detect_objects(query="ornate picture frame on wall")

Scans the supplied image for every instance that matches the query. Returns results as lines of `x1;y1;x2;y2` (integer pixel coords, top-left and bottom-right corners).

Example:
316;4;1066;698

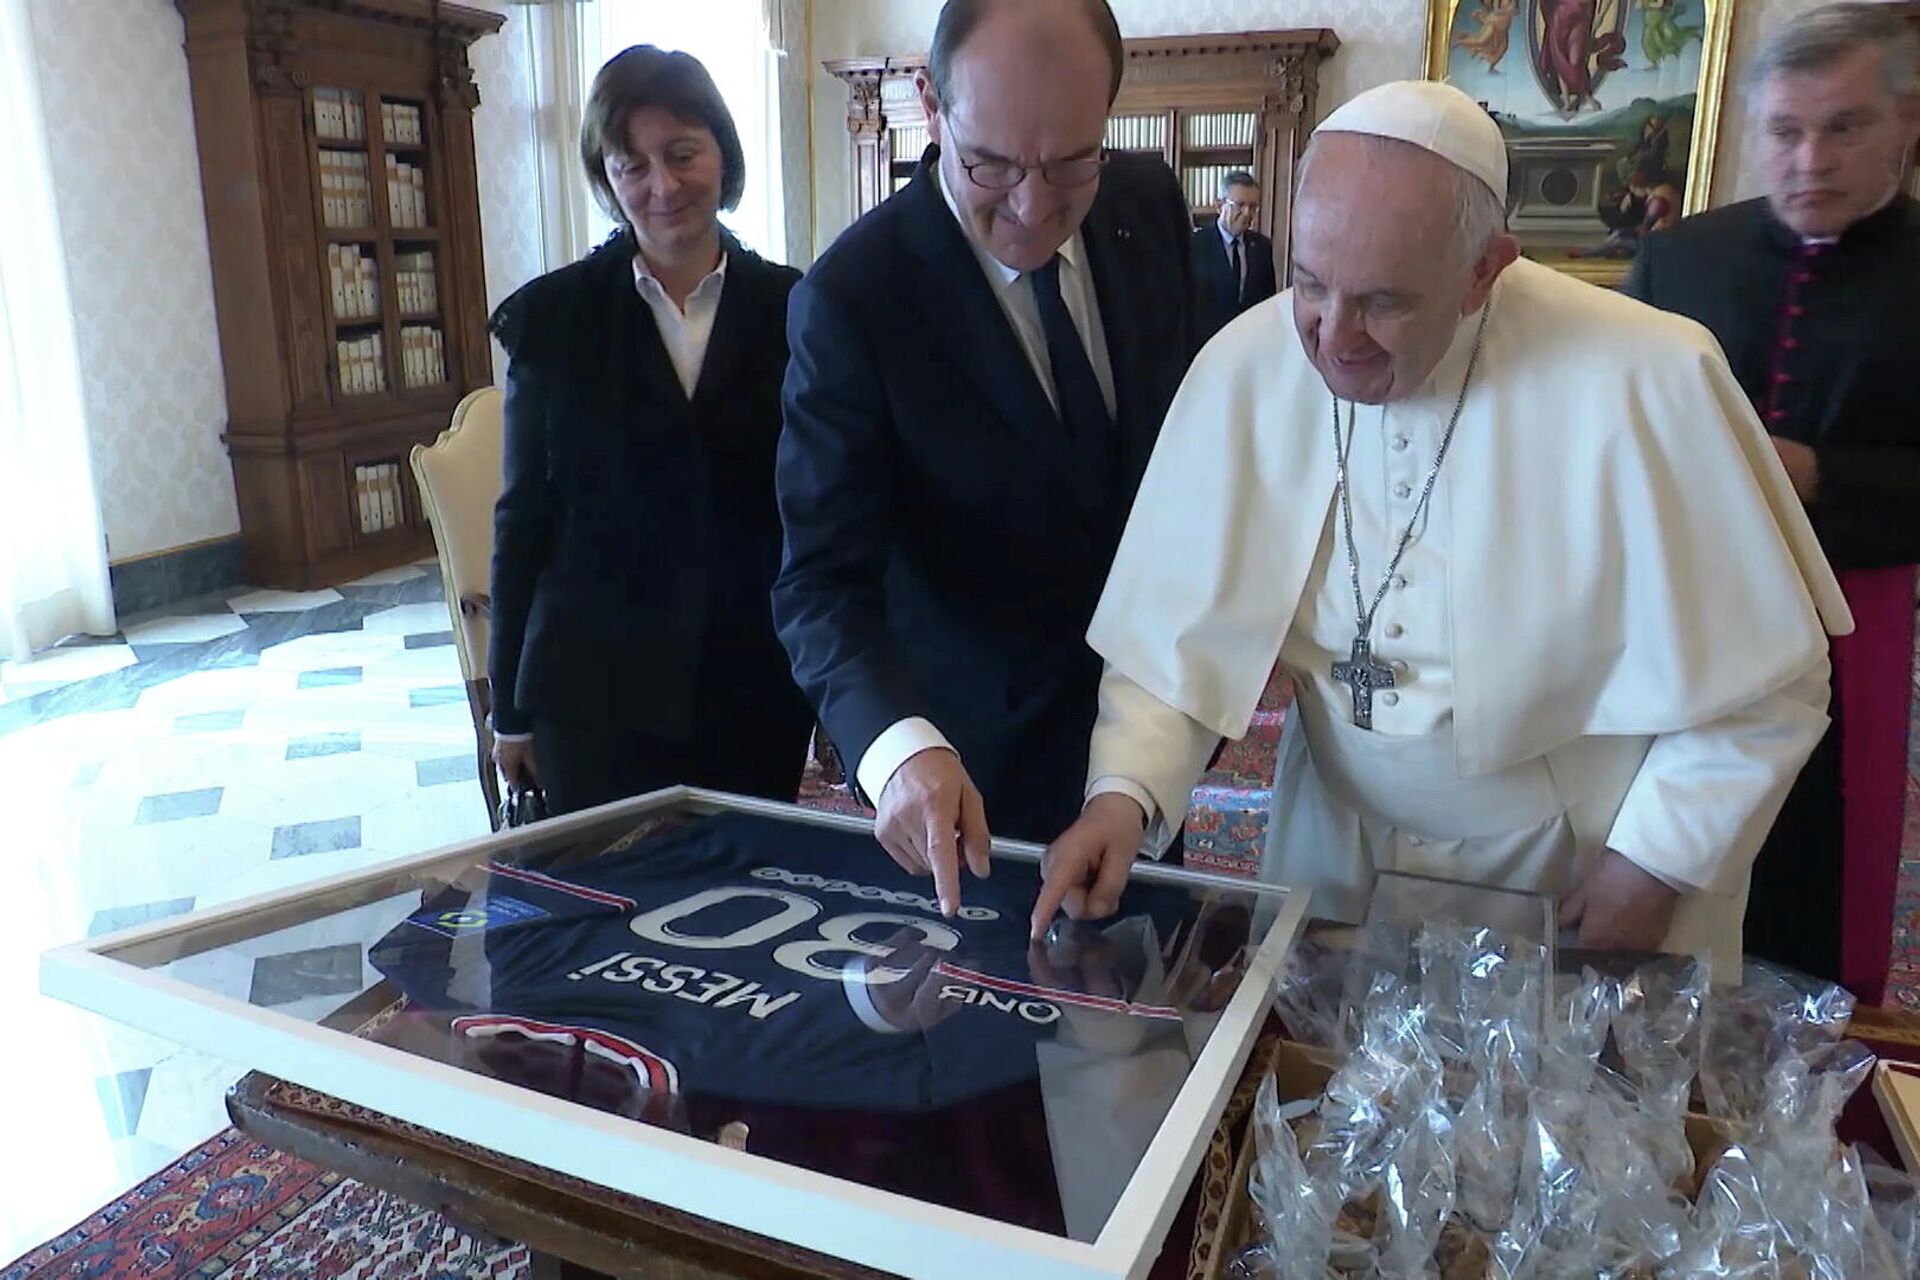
1423;0;1733;284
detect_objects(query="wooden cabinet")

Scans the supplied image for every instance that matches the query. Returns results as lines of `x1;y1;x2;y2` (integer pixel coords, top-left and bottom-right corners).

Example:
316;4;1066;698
826;30;1338;270
177;0;502;589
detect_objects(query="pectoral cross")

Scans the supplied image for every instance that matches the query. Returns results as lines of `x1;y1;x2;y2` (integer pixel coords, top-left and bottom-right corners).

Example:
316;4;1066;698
1331;636;1395;730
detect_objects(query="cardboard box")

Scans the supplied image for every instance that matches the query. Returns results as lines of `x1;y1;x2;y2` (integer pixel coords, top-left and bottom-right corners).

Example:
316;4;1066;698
1198;1040;1737;1278
1873;1059;1920;1172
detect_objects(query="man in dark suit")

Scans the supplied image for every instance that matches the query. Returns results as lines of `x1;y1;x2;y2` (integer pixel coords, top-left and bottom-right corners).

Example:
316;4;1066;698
1621;2;1920;1000
1191;169;1277;344
773;0;1196;914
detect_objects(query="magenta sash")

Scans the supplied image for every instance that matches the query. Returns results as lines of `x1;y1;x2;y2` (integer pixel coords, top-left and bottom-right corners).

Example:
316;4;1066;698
1836;565;1918;1005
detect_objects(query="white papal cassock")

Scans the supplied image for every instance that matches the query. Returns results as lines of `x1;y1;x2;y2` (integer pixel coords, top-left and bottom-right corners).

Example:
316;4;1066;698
1084;257;1853;976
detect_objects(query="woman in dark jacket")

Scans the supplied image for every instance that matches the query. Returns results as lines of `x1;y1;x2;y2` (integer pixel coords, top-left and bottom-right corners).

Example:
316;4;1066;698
487;45;812;814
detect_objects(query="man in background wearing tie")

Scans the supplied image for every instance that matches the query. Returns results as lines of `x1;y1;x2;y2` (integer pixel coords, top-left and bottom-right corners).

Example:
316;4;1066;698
774;0;1196;915
1192;170;1277;345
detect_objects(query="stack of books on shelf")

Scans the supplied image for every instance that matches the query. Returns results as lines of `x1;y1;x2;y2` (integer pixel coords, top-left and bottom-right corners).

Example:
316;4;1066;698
1183;164;1238;211
381;101;424;146
327;244;379;322
312;88;365;143
354;463;405;534
1105;115;1167;152
386;156;429;228
400;325;447;388
1184;112;1257;149
321;151;372;227
889;124;929;163
338;333;387;396
395;251;438;315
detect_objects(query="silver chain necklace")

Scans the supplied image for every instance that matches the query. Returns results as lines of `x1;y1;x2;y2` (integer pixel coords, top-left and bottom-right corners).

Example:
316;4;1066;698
1329;298;1494;729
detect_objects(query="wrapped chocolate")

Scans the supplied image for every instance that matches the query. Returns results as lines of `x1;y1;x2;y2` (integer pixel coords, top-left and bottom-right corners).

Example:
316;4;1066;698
1236;1074;1337;1280
1676;1030;1896;1279
1865;1155;1920;1278
1307;973;1443;1204
1243;919;1920;1280
1699;963;1856;1128
1672;1142;1789;1278
1275;931;1362;1055
1540;966;1612;1096
1375;1100;1458;1278
1609;954;1709;1120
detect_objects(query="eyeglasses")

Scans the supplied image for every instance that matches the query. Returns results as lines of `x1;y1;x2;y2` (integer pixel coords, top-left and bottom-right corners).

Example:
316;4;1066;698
947;123;1108;190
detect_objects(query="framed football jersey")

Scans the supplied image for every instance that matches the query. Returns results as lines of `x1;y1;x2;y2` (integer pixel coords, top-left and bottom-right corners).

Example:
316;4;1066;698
41;790;1308;1280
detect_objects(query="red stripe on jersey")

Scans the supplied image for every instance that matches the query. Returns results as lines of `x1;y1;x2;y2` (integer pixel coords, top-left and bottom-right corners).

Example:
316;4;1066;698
932;961;1182;1021
453;1013;680;1093
487;863;637;911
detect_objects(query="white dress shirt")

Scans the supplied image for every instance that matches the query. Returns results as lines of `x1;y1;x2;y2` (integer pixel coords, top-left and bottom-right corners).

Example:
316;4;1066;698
854;164;1117;806
634;250;729;398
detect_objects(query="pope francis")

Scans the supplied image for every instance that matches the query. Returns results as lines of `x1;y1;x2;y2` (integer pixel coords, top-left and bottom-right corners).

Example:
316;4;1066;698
1031;81;1852;974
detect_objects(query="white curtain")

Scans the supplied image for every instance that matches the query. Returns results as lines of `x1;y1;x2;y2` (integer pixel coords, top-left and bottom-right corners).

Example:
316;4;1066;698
528;0;787;265
527;0;600;269
0;0;113;661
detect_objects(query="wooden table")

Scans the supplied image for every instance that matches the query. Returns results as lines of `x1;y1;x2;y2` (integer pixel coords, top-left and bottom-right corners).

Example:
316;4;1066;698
227;1070;892;1280
225;1034;1264;1280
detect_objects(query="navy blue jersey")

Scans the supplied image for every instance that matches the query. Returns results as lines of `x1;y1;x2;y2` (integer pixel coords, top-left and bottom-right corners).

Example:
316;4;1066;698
369;812;1201;1116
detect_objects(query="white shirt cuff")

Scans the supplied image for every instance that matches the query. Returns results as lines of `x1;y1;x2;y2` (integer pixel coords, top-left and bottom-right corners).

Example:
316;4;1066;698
486;715;532;743
856;717;954;804
1085;777;1176;861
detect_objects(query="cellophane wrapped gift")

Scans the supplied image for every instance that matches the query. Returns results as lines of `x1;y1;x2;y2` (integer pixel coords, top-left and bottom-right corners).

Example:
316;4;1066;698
1244;922;1920;1279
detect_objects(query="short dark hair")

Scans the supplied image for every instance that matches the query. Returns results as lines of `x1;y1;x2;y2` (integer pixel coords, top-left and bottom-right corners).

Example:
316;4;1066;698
580;45;746;225
927;0;1125;109
1220;169;1259;198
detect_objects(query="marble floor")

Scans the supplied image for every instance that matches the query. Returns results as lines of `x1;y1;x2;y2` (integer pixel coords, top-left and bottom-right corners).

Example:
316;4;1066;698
5;555;1917;1267
0;561;494;1266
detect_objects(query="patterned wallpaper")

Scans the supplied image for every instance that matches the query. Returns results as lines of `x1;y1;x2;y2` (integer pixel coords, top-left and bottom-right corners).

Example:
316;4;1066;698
468;0;545;381
23;0;544;562
776;0;816;265
27;0;237;562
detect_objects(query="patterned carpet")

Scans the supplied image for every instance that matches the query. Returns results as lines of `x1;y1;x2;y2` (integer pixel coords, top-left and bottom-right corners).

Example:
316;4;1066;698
1885;642;1920;1010
8;655;1918;1278
0;1127;526;1280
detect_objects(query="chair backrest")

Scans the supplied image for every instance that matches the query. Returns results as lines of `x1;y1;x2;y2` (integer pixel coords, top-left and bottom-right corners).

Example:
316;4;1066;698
411;386;504;685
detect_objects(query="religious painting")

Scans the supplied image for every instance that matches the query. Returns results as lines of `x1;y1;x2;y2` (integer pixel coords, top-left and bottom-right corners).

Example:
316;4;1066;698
1424;0;1733;284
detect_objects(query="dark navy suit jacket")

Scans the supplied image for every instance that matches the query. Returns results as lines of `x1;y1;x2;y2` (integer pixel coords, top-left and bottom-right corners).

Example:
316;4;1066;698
773;148;1197;840
488;228;812;788
1191;220;1277;345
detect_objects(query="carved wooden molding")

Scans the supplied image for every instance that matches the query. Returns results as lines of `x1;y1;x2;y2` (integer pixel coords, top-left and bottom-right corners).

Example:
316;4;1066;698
436;37;482;113
841;71;885;137
827;31;1337;98
247;0;502;42
1121;31;1340;63
244;4;302;94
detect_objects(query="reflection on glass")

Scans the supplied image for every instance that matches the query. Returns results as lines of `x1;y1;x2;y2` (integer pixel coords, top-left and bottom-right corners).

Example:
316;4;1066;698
107;802;1278;1243
1366;869;1556;949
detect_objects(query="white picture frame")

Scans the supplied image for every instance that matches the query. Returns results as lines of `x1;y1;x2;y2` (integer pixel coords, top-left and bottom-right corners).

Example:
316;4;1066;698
41;788;1308;1280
